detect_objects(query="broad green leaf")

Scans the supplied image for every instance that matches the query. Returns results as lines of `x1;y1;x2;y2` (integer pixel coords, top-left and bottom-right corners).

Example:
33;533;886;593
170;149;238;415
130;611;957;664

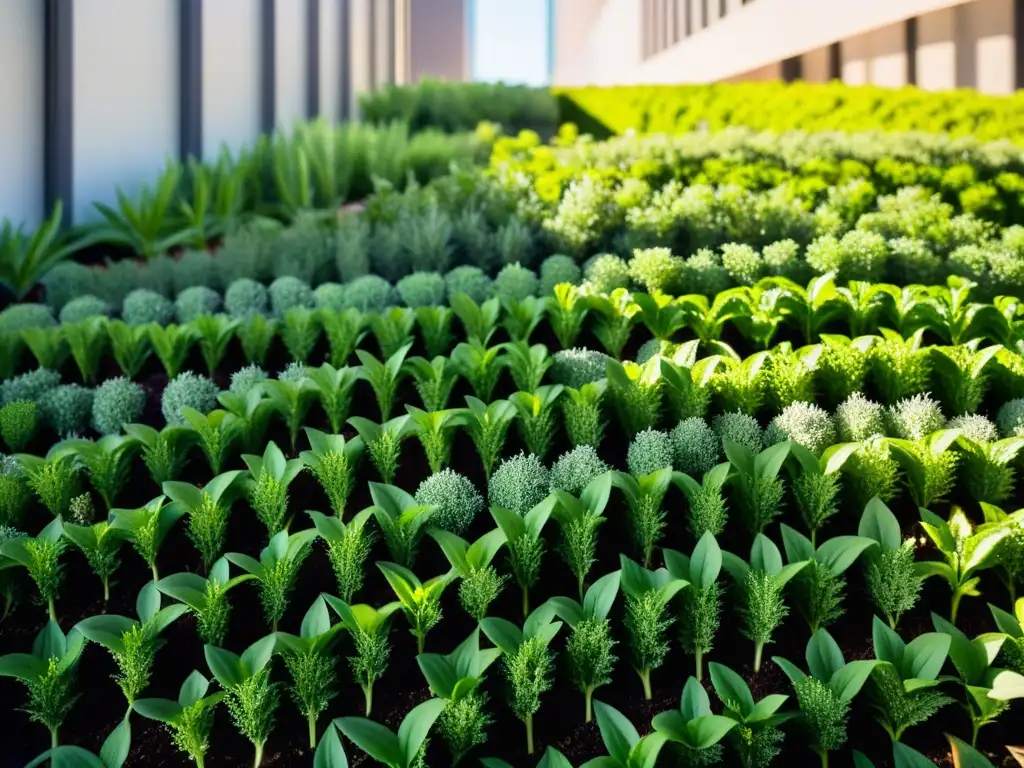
687;715;737;750
947;734;998;768
829;660;879;702
75;615;136;655
335;716;402;766
204;645;245;689
708;662;754;716
480;617;523;655
988;669;1024;700
892;742;935;768
314;724;349;768
99;718;131;768
397;698;446;766
178;670;210;707
858;498;902;551
902;633;950;682
815;536;877;576
690;532;722;590
807;629;845;682
240;634;276;674
132;698;183;723
593;700;639;764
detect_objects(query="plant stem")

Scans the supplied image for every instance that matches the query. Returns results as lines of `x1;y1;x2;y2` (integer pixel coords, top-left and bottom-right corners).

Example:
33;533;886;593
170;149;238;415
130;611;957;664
754;642;763;674
522;585;529;618
696;650;703;682
526;714;535;755
50;727;58;749
253;741;264;768
103;577;110;603
363;684;373;716
971;718;980;747
417;630;425;655
578;575;585;603
820;749;829;768
151;562;159;583
951;590;962;626
585;687;593;723
641;668;652;700
308;713;317;748
47;598;56;622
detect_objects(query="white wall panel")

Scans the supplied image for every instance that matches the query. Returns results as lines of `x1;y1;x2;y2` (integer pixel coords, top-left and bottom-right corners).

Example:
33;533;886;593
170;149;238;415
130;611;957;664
917;6;957;90
73;0;178;224
320;0;344;121
202;0;262;159
276;0;308;127
802;46;831;81
349;0;372;115
0;0;44;225
868;22;907;86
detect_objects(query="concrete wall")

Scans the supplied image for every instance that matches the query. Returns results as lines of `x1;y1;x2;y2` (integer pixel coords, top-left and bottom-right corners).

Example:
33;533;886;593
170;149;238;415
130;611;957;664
917;6;958;89
409;0;469;81
319;0;345;121
202;0;262;159
274;0;309;127
0;0;44;226
801;45;832;82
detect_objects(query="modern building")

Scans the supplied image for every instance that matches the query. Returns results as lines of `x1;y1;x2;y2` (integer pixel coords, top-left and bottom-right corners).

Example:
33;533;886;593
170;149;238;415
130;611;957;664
551;0;1024;95
0;0;470;228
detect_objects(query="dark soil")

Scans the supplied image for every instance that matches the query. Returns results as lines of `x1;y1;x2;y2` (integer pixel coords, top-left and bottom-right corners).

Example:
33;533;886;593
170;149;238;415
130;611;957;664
1;321;1021;767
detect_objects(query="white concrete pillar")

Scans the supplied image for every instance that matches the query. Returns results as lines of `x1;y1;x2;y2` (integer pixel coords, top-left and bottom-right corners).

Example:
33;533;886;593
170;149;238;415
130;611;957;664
841;32;870;85
802;46;831;82
868;21;907;86
917;6;957;90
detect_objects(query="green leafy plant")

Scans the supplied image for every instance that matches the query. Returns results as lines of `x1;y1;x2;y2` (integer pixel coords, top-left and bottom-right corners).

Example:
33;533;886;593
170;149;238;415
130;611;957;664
320;307;366;367
368;481;434;567
76;582;188;712
482;604;563;755
300;428;364;518
858;498;923;629
0;400;37;453
148;323;198;379
786;442;858;544
0;202;82;299
562;380;607;449
62;436;138;510
722;534;809;672
63;317;107;385
237;313;278;366
307;362;358;433
452;339;505;401
21;326;68;371
504;342;551;393
369;307;415;360
406;355;458;412
491;495;557;616
502;295;546;342
124;423;195;486
664;532;723;681
588;288;640;359
551;472;613;598
612;467;672;567
772;628;880;767
133;670;225;768
162;471;244;572
887;428;961;508
709;661;793;768
511;385;564;459
62;514;126;603
956;433;1024;504
19;451;80;518
356;343;411;420
415;305;454;358
226;528;315;631
333;697;446;768
322;594;400;716
931;341;1001;415
989;599;1024;674
978;502;1024;603
157;557;254;645
308;507;375;602
586;699;668;768
204;634;280;767
606;357;662;438
109;495;185;582
265;375;318;452
0;517;65;620
463;396;516;479
242;441;304;536
193;314;239;375
430;527;507;622
23;720;130;768
672;461;731;538
547;570;620;722
378;560;452;654
0;620;84;749
348;415;413;484
450;291;501;344
281;307;322;363
724;438;790;535
548;283;589;348
710;351;768;415
406;406;466;473
651;676;738;767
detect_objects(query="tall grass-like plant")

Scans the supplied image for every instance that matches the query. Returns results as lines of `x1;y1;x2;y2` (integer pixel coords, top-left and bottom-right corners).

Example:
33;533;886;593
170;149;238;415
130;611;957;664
405;406;466;473
106;320;153;378
452;339;505;401
348;415;414;484
19;452;81;518
588;288;640;360
265;376;318;452
124;423;196;486
415;305;454;358
242;441;304;536
562;380;608;449
300;428;364;517
724;439;790;535
0;201;82;299
21;326;68;371
308;509;375;602
306;363;358;433
551;472;613;598
956;434;1024;504
858;498;923;629
322;594;400;716
664;532;723;681
63;515;126;604
368;482;434;567
548;283;589;349
450;292;500;344
612;468;673;567
463;397;516;479
0;517;65;620
369;308;416;360
148;324;198;379
405;355;458;412
218;387;275;454
193;314;239;375
162;471;244;573
110;495;186;582
180;407;240;475
320;307;366;367
503;342;551;393
63;317;107;385
606;358;662;439
237;314;278;366
157;557;254;645
61;436;138;510
491;496;557;617
431;528;508;622
281;307;322;363
226;529;316;631
511;386;564;460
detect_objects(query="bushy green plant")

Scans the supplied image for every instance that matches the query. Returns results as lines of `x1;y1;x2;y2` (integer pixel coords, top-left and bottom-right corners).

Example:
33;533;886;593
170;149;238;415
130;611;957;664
871;330;931;405
494;262;539;301
59;295;112;324
269;275;315;316
0;400;37;452
175;286;221;323
445;265;492;303
341;274;395;312
584;252;631;293
489;453;550;518
122;289;175;326
548;445;609;495
997;398;1024;437
712;411;763;454
230;364;267;395
884;393;946;440
227;529;316;631
550;347;610;389
539;254;581;295
765;402;836;456
91;377;145;436
396;271;445;307
133;670;225;767
0;367;61;407
224;278;269;318
0;455;30;527
0;303;55;332
431;527;507;622
163;470;244;572
709;662;790;768
835;392;885;442
948;414;997;443
858;498;922;629
669;417;720;476
665;532;723;681
628;247;685;293
38;384;94;437
415;469;483;535
161;372;219;426
0;517;66;620
626;428;673;477
607;357;662;438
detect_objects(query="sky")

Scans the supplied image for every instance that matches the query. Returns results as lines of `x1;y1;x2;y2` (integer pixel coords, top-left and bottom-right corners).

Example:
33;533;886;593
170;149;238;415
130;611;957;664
470;0;550;86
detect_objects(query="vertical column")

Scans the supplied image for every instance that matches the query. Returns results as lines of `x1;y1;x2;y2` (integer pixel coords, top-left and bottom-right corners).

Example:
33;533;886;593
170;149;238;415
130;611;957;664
367;0;376;89
1016;0;1024;87
45;0;73;224
339;0;350;118
307;0;320;117
180;0;203;160
829;41;841;79
906;17;918;85
261;0;276;133
781;56;802;82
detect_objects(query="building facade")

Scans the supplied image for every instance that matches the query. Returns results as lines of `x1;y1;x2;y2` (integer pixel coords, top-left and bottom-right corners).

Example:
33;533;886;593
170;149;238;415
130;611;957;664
551;0;1024;95
0;0;469;228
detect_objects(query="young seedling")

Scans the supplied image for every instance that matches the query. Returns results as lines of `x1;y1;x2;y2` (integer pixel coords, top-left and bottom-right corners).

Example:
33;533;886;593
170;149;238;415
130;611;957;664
193;314;239;374
548;283;589;349
772;628;880;767
887;428;961;509
369;308;415;360
587;699;668;768
452;338;506;401
348;415;414;484
988;599;1024;674
786;442;858;544
917;505;1012;625
356;342;411;420
547;569;621;722
956;433;1024;504
308;509;375;602
611;467;672;568
109;495;184;582
710;351;768;415
157;556;255;645
978;502;1024;604
724;438;790;535
482;604;563;755
780;524;877;633
562;380;608;449
502;295;547;342
24;719;131;768
319;307;366;367
0;517;65;620
265;375;318;451
333;697;447;768
204;634;280;767
450;291;501;345
672;462;731;538
18;451;80;518
217;386;275;454
106;320;152;378
405;405;467;473
491;495;558;616
931;612;1024;745
721;534;809;672
63;317;107;384
463;396;517;479
300;427;364;518
709;662;794;768
237;314;278;367
606;357;662;438
660;350;713;422
180;407;241;475
226;528;316;631
274;597;347;748
481;746;575;768
124;423;196;486
369;482;434;567
306;362;358;433
405;355;459;412
551;471;613;598
163;470;244;573
148;323;198;378
417;627;501;763
664;532;723;681
0;620;84;749
76;582;188;713
503;341;552;393
242;440;305;536
322;594;400;716
133;670;225;768
620;554;689;700
379;561;453;654
651;677;738;766
415;305;454;358
868;615;953;742
63;513;126;603
281;307;321;364
430;527;508;622
588;288;640;360
858;498;923;629
511;385;564;460
61;436;139;510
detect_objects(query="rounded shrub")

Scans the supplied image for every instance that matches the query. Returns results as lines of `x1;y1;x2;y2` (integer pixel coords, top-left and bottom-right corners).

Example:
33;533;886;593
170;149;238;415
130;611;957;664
488;452;550;517
627;428;673;477
948;414;999;443
670;417;720;476
161;372;219;426
885;393;946;440
122;289;175;326
314;282;347;311
341;275;395;312
628;247;684;294
0;304;56;333
0;401;37;453
224;278;269;318
835;393;886;442
493;263;539;301
549;445;609;495
550;348;611;389
38;384;94;437
997;398;1024;437
765;402;837;456
269;276;315;317
712;411;764;454
445;265;493;303
397;271;446;308
230;364;267;396
415;469;483;534
539;254;581;295
584;253;630;294
92;377;146;435
0;368;62;407
175;286;221;323
683;249;731;295
59;296;112;324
